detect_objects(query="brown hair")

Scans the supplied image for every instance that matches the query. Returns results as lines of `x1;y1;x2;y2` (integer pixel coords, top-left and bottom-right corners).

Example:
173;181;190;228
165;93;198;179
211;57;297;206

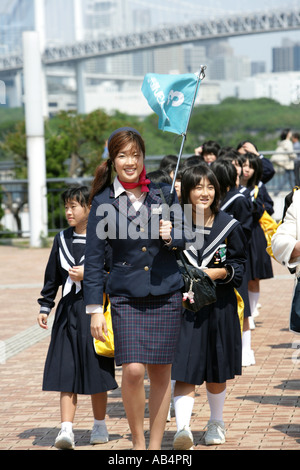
89;129;145;204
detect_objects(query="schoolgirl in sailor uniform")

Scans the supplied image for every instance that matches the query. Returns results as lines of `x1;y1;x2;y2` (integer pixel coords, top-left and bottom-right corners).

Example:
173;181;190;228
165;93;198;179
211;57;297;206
83;128;185;451
171;164;247;450
211;158;255;367
240;152;274;325
37;186;117;450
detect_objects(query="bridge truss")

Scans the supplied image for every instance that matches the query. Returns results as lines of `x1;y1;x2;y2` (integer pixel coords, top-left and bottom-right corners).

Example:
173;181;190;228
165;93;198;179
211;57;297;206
0;8;300;73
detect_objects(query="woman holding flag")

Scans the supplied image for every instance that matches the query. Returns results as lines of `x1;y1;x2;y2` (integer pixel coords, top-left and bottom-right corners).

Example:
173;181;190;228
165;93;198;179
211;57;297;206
83;127;185;450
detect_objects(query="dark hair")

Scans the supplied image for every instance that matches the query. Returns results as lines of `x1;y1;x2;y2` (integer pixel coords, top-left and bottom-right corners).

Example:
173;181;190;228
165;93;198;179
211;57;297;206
146;169;172;185
218;147;240;161
211;159;237;198
62;185;90;207
163;162;183;181
181;163;220;214
201;140;220;157
159;154;178;170
236;152;246;168
243;152;263;187
236;140;258;152
89;129;145;204
181;155;204;170
280;128;291;140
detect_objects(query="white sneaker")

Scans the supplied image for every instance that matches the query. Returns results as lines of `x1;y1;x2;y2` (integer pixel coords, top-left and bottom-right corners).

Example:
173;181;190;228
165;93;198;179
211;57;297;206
242;349;256;367
173;426;194;450
90;423;109;444
54;429;75;450
204;420;226;445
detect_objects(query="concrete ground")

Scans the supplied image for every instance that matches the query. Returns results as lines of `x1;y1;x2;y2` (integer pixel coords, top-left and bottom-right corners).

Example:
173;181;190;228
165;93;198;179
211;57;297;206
0;243;299;453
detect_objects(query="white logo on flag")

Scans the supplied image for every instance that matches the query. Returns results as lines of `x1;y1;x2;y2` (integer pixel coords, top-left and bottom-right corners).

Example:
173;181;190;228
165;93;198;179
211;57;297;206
167;90;184;107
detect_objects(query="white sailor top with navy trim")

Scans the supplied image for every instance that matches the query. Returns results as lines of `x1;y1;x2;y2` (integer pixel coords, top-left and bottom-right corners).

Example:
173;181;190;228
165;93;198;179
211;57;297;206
38;227;86;315
182;210;247;289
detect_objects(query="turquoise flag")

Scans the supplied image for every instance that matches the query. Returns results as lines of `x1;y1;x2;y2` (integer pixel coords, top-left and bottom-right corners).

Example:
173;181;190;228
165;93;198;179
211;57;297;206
141;72;201;135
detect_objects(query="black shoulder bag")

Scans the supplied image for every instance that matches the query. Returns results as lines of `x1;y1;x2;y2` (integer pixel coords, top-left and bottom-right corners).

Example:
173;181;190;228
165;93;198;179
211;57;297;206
155;183;216;312
177;251;217;312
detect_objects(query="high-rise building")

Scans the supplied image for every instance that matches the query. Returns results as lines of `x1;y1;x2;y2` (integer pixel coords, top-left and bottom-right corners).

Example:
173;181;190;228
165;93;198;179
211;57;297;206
0;0;35;54
272;40;300;73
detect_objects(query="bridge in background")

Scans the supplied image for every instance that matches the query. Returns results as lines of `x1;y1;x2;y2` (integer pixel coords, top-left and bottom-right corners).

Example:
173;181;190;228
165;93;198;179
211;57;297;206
0;8;300;73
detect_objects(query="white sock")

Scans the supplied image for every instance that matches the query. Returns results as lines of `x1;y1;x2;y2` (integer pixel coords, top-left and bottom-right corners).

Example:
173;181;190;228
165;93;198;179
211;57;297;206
174;395;194;431
248;291;259;316
94;418;106;427
61;421;73;433
206;388;226;423
242;329;251;353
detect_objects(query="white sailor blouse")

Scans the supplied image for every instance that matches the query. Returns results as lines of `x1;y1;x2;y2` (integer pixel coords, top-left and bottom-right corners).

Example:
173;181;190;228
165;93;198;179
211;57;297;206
38;227;85;315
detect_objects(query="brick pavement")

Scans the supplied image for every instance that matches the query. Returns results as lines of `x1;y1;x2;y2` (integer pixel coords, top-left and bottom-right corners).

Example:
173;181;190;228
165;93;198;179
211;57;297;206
0;244;300;452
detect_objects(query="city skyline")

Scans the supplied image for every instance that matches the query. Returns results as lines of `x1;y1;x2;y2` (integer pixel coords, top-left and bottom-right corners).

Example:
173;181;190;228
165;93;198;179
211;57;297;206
135;0;300;72
0;0;299;73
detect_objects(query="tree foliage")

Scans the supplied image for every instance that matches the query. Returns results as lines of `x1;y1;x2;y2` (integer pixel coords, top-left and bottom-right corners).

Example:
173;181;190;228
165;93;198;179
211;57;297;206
0;98;300;179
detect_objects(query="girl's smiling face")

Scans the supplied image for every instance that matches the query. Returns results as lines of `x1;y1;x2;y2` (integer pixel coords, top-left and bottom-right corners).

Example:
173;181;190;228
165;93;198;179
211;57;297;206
65;199;89;231
189;177;215;214
114;142;144;183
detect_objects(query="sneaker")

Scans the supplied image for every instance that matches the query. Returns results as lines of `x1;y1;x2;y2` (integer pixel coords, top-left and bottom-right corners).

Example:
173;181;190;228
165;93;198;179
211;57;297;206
54;429;75;450
90;423;109;445
173;426;194;450
204;420;226;445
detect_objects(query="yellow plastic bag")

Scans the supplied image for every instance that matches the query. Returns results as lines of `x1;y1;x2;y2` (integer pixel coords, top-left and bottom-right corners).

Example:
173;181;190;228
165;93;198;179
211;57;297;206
234;288;244;337
254;185;279;259
259;210;279;247
93;293;114;358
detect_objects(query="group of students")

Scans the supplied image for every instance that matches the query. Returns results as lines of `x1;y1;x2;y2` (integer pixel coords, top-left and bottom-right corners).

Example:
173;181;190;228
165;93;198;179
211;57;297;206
37;127;275;451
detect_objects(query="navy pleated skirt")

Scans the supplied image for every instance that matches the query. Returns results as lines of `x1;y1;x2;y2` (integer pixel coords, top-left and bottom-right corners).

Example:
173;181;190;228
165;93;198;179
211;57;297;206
110;291;182;366
171;285;242;385
247;222;273;281
42;289;118;395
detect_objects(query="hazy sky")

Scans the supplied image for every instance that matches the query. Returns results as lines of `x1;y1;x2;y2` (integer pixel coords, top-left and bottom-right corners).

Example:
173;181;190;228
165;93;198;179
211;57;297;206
135;0;300;72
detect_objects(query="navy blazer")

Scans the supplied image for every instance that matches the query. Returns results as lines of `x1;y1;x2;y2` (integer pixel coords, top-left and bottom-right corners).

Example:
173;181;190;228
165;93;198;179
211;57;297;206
83;182;185;305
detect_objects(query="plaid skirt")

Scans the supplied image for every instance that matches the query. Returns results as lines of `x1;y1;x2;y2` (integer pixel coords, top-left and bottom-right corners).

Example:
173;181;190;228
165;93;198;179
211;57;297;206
110;291;182;366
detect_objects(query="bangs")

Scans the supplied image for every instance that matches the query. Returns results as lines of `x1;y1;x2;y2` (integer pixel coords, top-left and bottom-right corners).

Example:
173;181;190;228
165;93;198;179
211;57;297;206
108;130;145;160
181;164;220;213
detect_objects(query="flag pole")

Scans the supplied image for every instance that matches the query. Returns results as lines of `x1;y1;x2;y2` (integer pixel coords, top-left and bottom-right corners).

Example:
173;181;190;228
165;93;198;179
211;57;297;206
170;65;206;197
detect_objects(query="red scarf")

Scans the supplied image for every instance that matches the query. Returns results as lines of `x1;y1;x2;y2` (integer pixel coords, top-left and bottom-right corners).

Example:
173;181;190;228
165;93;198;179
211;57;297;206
118;166;151;193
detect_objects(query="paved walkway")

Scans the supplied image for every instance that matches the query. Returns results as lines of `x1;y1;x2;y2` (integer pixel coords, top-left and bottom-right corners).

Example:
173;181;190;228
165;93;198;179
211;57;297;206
0;243;299;452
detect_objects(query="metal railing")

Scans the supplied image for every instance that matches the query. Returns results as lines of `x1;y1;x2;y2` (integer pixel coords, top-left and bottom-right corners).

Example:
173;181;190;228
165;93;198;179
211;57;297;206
0;154;299;238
